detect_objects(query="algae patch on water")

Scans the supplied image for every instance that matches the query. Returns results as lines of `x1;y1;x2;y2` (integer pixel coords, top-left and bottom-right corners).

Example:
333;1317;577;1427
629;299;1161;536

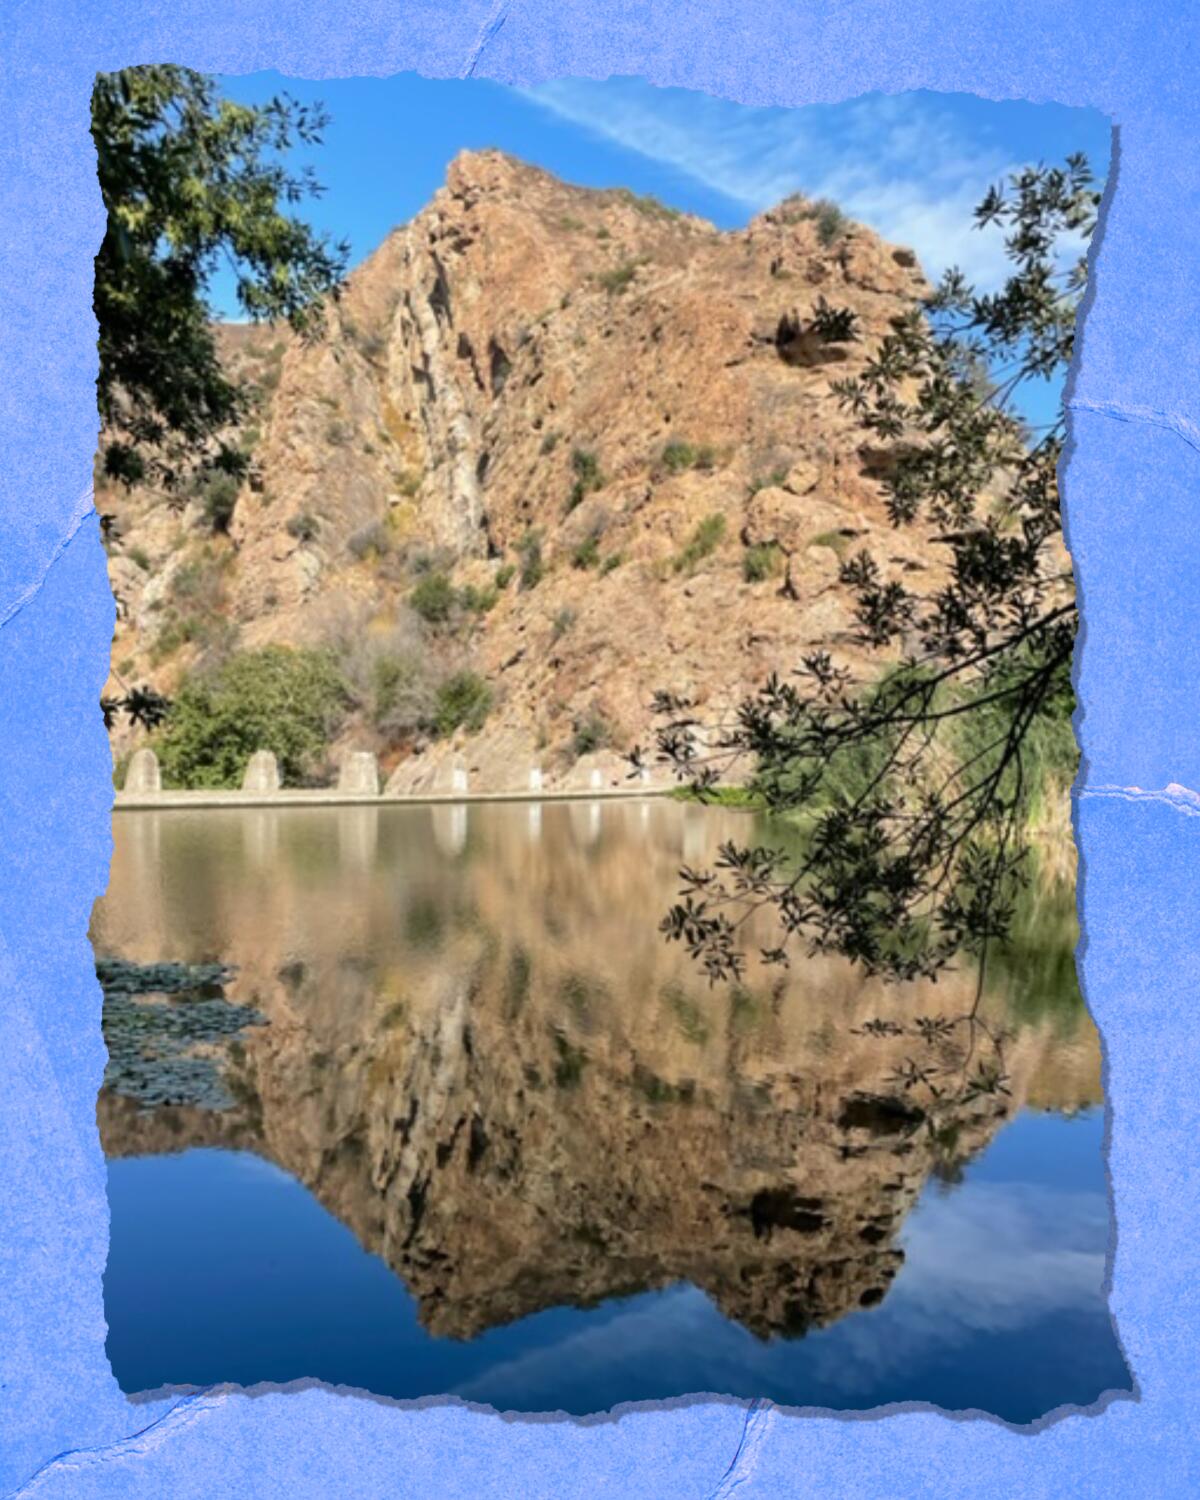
97;958;266;1110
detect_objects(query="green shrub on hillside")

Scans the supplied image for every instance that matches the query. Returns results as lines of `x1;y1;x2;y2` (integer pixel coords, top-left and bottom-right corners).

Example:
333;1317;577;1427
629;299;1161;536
597;261;639;295
743;543;784;583
149;547;235;664
661;440;716;474
458;581;500;614
286;511;320;543
410;571;457;624
196;471;239;533
551;606;577;642
777;196;849;246
566;448;604;512
673;513;727;573
433;671;492;738
148;609;237;668
170;548;228;607
347;521;392;562
748;467;788;496
517;529;545;590
324;611;439;744
571;708;612;757
810;199;848;246
394;469;422;499
808;529;852;558
154;646;349;788
370;650;440;740
615;189;681;222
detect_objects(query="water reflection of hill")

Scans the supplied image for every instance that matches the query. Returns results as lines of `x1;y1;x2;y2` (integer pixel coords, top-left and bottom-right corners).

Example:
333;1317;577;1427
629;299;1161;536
93;803;1100;1342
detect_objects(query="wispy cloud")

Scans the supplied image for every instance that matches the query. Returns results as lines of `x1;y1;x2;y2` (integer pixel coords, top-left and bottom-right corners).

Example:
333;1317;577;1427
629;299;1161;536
522;81;1022;288
446;1177;1112;1412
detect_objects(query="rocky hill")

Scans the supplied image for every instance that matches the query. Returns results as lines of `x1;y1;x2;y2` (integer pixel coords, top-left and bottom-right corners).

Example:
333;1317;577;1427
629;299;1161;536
102;148;946;791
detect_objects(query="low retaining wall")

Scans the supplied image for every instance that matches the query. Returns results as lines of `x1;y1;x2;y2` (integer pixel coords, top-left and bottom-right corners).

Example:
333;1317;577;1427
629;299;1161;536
115;748;672;810
113;785;673;811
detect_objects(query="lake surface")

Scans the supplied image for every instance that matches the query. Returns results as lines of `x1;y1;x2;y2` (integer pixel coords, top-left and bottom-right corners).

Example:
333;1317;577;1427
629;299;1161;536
92;801;1129;1420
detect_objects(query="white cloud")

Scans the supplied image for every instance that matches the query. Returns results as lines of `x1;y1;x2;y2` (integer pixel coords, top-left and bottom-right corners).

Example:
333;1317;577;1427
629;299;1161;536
445;1178;1112;1413
521;81;1024;289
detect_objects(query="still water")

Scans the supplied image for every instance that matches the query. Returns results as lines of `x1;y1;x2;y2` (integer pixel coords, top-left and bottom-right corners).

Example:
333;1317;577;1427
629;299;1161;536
92;800;1129;1420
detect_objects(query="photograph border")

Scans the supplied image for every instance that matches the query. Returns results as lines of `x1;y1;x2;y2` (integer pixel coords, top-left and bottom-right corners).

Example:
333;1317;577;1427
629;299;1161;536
2;2;1197;1493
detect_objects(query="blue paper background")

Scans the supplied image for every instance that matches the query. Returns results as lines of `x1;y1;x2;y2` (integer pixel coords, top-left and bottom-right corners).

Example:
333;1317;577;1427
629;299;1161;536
2;2;1197;1493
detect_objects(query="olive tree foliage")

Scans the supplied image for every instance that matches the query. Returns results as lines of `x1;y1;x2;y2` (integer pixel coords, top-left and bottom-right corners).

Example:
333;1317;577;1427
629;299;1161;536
94;66;346;731
93;65;346;491
637;157;1101;1022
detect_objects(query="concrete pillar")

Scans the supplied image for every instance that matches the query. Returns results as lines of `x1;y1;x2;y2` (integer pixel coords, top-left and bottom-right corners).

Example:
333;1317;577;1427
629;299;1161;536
241;749;280;794
338;750;380;796
123;747;161;795
433;757;469;796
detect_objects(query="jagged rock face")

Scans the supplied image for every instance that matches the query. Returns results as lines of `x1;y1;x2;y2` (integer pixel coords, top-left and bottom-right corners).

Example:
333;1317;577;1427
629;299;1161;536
103;149;949;786
94;802;1101;1342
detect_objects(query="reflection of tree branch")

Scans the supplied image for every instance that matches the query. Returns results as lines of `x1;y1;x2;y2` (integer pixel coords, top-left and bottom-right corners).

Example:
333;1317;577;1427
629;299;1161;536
645;157;1096;993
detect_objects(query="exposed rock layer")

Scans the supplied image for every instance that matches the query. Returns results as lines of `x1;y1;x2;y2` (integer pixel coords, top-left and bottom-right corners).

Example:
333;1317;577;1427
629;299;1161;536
102;150;949;788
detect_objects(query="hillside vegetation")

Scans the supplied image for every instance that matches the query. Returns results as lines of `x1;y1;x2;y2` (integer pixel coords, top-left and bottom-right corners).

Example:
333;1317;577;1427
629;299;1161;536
102;150;981;792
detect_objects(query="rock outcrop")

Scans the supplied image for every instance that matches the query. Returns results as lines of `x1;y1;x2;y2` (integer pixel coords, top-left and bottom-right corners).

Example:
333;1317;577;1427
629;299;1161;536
102;150;951;788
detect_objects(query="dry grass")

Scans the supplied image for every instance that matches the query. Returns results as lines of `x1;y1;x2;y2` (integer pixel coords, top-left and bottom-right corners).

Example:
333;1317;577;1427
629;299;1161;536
1028;779;1078;888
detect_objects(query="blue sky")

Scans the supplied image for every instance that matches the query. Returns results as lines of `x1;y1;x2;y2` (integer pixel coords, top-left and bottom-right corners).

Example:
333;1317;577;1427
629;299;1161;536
215;74;1110;299
213;75;1110;424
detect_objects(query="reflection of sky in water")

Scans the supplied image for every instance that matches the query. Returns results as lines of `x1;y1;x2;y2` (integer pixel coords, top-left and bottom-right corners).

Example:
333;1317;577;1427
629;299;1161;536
97;803;1126;1419
105;1110;1125;1420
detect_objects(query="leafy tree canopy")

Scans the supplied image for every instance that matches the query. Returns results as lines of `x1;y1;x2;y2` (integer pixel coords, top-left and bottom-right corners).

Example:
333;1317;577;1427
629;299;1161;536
640;155;1101;997
152;646;350;789
92;65;347;490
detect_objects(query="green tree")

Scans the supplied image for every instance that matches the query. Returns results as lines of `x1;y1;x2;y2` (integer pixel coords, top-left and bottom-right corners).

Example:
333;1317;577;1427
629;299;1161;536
92;65;346;490
409;572;458;625
642;156;1100;992
433;671;493;738
153;646;350;788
